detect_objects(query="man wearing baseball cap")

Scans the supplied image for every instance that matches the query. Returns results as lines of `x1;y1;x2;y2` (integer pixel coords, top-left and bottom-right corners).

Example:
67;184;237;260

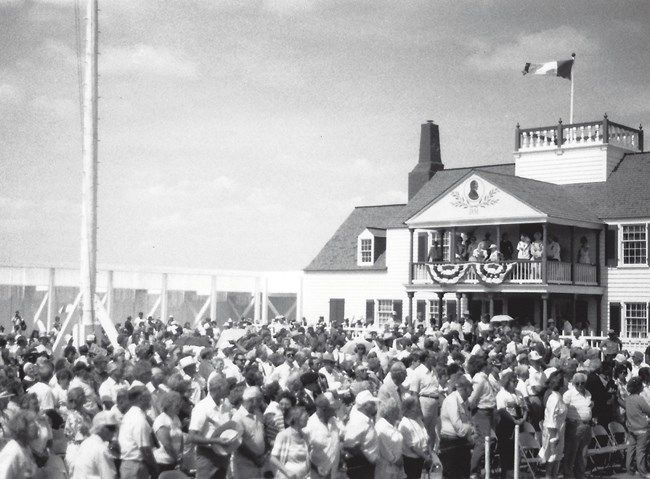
72;411;119;479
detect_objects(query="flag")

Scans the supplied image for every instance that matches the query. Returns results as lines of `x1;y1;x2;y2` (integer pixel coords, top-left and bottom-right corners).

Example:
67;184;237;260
522;59;574;80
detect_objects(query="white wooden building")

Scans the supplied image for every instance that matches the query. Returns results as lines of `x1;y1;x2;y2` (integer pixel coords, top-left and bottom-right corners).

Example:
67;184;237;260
303;117;649;340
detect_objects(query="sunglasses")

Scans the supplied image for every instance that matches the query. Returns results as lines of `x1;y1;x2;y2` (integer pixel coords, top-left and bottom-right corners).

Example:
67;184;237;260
574;382;586;386
105;425;117;432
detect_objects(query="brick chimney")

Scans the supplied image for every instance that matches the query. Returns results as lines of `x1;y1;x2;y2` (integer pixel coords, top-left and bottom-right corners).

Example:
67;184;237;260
408;120;444;200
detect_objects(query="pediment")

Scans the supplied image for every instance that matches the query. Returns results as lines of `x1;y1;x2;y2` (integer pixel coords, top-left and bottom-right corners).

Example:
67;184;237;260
405;173;546;227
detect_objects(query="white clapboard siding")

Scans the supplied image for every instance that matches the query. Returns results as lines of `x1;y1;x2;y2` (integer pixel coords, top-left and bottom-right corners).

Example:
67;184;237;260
606;267;650;301
515;146;615;184
302;229;412;321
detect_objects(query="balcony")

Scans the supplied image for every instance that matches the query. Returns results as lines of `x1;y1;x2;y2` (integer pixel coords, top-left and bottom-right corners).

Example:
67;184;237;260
411;260;598;286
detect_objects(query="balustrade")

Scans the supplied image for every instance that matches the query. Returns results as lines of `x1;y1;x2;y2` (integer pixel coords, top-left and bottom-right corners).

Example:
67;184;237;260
516;118;642;152
411;260;597;286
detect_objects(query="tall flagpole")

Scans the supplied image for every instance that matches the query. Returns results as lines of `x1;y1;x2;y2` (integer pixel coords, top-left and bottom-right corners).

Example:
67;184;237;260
80;0;98;345
570;52;576;123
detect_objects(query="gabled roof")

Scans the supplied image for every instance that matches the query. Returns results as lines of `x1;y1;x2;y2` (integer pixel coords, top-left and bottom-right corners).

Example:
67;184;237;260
399;163;515;223
474;170;601;224
304;204;406;271
566;152;650;220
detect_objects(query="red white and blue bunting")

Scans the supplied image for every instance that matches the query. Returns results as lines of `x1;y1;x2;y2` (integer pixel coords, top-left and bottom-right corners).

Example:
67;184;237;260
427;263;470;284
474;262;514;284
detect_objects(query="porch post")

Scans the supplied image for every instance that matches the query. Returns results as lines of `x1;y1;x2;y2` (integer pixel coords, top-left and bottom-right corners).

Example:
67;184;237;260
597;226;604;284
572;294;578;328
488;294;495;317
450;227;457;263
542;223;548;283
407;291;415;328
542;294;549;330
437;292;444;327
456;292;462;320
503;296;508;315
409;229;414;284
496;225;501;254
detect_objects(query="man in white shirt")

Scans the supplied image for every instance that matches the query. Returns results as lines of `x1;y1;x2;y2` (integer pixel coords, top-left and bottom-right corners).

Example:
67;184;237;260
269;348;298;390
27;362;56;411
468;356;497;478
188;374;236;479
304;392;341;479
562;373;593;479
571;328;589;349
439;376;474;478
409;351;440;442
72;411;118;479
343;390;379;479
232;387;266;478
98;362;129;410
118;386;157;478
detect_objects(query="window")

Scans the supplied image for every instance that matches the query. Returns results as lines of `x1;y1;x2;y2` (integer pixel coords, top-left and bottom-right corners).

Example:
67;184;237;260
624;303;648;338
360;239;372;263
377;300;394;325
622;224;647;265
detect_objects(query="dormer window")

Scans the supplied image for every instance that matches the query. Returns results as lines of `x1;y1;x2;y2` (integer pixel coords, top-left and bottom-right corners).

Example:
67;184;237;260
357;228;387;266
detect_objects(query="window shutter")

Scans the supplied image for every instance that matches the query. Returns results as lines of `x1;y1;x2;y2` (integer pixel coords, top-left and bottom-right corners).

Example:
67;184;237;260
417;233;428;262
446;300;457;320
647;224;650;267
393;300;403;321
609;302;621;334
605;226;618;267
365;300;375;322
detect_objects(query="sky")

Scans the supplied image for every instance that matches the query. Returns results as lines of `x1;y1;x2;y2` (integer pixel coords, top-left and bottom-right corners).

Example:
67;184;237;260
1;0;649;272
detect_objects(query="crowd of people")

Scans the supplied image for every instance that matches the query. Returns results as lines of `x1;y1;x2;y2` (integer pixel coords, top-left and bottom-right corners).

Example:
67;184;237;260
0;309;647;479
428;231;591;265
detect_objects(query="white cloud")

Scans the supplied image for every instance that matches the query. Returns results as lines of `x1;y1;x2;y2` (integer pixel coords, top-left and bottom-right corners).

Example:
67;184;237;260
465;26;595;73
0;82;23;104
101;44;198;79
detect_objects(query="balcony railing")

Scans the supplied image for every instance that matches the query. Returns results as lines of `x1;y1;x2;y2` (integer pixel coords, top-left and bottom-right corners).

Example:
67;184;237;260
515;116;643;153
411;260;598;286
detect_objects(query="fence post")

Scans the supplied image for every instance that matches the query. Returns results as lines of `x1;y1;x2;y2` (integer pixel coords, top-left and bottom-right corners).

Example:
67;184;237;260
485;435;491;479
514;424;520;479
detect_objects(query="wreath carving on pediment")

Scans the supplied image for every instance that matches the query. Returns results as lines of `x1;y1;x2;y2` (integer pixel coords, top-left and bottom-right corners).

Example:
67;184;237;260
451;186;500;210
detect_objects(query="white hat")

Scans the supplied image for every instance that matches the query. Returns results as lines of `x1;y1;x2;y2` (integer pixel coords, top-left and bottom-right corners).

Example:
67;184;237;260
179;356;196;369
92;411;118;429
355;390;379;407
528;350;542;361
86;334;96;342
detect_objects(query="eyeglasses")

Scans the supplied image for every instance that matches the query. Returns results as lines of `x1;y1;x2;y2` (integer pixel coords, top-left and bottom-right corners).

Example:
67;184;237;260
574;382;586;386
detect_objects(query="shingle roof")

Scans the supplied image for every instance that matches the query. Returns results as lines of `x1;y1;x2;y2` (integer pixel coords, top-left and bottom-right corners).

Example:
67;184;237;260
304;204;405;271
566;152;650;219
474;170;601;224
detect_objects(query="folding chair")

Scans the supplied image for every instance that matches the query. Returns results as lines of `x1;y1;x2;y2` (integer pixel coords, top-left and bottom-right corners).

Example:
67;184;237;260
608;421;628;468
522;421;542;446
518;431;543;478
587;424;618;473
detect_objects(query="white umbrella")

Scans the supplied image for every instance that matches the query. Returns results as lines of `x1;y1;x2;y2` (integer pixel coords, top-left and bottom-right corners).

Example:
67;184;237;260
490;314;514;323
340;338;374;355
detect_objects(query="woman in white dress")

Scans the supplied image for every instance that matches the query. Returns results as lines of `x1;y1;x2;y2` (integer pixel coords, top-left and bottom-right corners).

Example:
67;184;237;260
539;370;568;479
374;397;403;479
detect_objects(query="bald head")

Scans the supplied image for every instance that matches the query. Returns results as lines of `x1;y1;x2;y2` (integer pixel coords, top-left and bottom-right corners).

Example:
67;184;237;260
390;361;407;384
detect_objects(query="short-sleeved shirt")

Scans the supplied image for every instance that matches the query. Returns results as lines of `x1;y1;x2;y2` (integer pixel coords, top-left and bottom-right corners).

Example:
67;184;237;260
188;395;232;449
118;406;152;461
153;412;183;465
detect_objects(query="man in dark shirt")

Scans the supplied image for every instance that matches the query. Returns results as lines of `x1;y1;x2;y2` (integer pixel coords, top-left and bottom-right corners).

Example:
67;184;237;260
500;233;514;260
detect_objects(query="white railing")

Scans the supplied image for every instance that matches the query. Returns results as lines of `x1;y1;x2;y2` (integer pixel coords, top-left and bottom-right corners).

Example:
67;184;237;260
574;263;598;285
516;119;642;153
412;261;597;286
546;261;572;283
509;261;542;283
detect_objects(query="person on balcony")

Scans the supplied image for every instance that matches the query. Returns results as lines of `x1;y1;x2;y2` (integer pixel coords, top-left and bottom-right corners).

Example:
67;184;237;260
427;240;443;262
547;236;561;261
466;235;478;260
455;233;468;261
516;234;531;259
487;244;503;262
577;236;590;264
500;233;514;260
